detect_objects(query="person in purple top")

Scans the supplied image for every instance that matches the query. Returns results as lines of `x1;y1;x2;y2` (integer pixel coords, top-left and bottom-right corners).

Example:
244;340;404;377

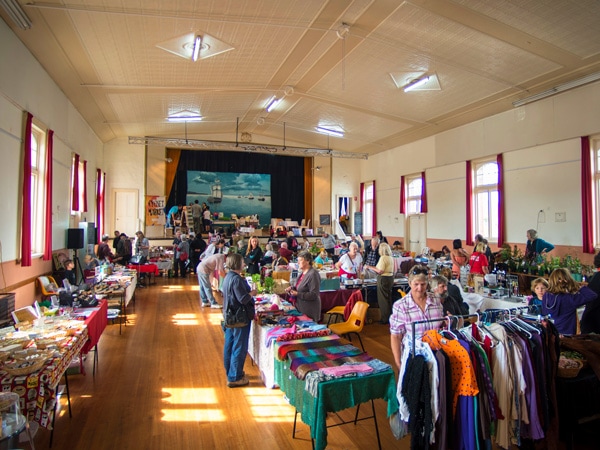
541;268;597;335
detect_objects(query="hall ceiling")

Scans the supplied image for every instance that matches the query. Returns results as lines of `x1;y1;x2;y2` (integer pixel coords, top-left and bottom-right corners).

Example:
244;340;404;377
4;0;600;156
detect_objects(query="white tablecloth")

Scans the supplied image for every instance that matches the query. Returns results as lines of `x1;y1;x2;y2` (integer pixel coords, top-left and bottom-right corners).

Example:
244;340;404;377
248;321;277;388
463;293;528;315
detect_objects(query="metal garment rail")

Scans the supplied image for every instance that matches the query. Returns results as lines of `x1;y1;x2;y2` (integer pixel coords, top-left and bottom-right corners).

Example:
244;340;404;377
409;314;482;356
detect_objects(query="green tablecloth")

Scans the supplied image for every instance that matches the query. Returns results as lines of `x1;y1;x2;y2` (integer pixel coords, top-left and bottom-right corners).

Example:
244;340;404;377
275;359;398;450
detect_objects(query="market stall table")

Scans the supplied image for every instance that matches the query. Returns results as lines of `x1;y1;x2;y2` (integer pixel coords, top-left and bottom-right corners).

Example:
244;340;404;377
73;300;108;376
462;292;528;314
126;263;159;286
275;350;398;450
0;323;88;433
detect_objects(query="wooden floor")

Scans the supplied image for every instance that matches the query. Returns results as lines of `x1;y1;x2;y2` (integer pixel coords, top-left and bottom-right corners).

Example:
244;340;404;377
29;275;408;450
24;275;597;450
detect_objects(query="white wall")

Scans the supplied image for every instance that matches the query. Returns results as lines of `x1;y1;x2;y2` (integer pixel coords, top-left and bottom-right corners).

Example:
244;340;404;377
0;19;103;260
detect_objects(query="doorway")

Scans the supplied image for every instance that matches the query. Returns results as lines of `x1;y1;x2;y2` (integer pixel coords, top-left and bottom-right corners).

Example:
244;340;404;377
113;189;139;236
407;214;426;255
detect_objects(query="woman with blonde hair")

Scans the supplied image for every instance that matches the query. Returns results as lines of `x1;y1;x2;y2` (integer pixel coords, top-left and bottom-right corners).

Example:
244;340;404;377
244;236;263;275
365;242;395;324
542;268;597;335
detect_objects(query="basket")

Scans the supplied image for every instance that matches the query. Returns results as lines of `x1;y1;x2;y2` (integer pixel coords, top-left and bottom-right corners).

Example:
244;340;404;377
557;358;583;378
3;358;46;376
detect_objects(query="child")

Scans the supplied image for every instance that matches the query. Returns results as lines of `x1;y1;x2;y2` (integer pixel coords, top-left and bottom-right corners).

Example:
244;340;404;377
63;259;76;285
528;277;549;313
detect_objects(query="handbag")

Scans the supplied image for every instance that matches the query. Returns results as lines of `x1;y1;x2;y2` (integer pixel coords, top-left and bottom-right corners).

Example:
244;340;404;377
224;302;251;328
179;251;188;261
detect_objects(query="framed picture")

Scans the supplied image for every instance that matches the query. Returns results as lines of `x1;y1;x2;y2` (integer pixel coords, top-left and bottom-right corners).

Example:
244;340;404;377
319;214;331;226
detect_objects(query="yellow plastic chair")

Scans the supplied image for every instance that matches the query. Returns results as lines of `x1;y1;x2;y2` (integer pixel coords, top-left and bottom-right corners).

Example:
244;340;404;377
38;276;59;299
328;301;370;351
325;289;363;325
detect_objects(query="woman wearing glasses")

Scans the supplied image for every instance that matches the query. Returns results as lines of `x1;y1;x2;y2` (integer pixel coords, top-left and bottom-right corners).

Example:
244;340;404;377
389;266;443;369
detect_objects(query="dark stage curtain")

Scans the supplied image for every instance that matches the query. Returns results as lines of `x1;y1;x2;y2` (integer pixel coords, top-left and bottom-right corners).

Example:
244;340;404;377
165;150;306;221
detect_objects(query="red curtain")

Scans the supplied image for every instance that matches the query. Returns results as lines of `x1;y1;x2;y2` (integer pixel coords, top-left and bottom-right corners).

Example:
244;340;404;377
372;180;377;234
43;130;54;261
466;161;473;246
496;154;505;247
82;159;88;213
21;112;33;267
96;169;105;242
420;171;428;213
581;136;594;253
71;153;80;211
359;182;364;212
399;176;405;214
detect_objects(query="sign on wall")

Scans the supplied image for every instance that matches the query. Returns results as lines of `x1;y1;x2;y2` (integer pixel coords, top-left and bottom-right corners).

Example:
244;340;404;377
146;195;166;225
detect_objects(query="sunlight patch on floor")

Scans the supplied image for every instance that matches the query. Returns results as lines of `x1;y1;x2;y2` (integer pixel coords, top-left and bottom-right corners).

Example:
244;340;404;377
162;387;218;404
161;409;225;422
172;313;199;325
162;286;185;291
243;388;295;423
208;314;225;326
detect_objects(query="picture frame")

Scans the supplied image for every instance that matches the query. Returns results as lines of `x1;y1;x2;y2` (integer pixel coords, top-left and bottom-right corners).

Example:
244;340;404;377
319;214;331;226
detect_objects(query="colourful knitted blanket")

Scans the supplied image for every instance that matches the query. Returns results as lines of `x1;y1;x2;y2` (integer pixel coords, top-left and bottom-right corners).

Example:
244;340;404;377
285;342;373;379
276;334;340;360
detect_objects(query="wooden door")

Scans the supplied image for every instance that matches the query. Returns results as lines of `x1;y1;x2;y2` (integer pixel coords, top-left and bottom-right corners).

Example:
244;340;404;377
407;214;426;255
113;189;139;236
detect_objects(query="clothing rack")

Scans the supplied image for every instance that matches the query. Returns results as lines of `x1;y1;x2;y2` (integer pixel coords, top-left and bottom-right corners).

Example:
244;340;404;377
410;314;481;355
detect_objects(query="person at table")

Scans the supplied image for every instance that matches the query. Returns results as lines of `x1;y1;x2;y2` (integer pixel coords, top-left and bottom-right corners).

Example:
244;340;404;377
525;229;554;264
166;204;182;228
278;242;294;262
439;266;469;315
286;231;299;252
335;242;363;279
430;275;466;317
202;204;212;233
450;238;469;279
363;236;381;278
338;241;349;256
390;266;444;369
528;277;549;314
365;242;394;325
321;231;337;257
285;251;321;322
244;236;263;275
300;235;311;251
112;230;121;252
350;234;363;253
63;259;77;285
221;253;256;388
376;230;388;244
314;250;332;267
469;242;489;280
134;231;150;259
97;234;114;262
581;251;600;334
200;238;225;260
191;200;202;235
189;233;207;274
542;268;597;335
174;234;190;277
84;254;100;270
114;233;132;265
197;253;226;309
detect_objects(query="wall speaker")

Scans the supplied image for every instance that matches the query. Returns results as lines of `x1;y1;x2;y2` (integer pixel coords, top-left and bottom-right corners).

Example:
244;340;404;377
66;228;84;249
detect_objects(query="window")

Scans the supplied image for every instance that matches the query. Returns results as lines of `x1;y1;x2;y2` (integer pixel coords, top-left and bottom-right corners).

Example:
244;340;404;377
362;182;374;236
472;159;499;241
406;176;423;215
71;154;87;213
30;124;47;254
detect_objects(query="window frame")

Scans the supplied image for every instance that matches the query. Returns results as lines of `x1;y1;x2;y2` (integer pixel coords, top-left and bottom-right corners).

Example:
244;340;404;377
471;158;499;243
405;174;423;215
362;181;374;236
30;123;47;255
592;141;600;247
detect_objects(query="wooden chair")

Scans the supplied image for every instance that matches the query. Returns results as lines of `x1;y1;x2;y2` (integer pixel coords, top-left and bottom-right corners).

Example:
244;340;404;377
328;300;370;351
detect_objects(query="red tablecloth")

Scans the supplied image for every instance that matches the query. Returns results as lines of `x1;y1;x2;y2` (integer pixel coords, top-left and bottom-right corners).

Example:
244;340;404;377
127;263;159;276
319;289;354;314
76;300;108;354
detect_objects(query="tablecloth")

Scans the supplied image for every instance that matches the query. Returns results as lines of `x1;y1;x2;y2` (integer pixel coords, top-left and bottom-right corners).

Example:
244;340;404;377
0;328;88;428
126;263;159;276
74;300;108;354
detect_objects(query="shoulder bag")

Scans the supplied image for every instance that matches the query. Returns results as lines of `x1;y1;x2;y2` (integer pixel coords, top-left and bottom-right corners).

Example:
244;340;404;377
224;301;251;328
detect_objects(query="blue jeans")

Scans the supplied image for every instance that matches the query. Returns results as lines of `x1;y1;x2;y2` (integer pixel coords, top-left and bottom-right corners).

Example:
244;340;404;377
197;272;217;305
223;323;251;382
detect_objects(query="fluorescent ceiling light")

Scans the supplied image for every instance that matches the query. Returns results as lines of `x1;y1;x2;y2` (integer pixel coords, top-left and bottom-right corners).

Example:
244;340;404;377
316;126;344;137
191;36;202;62
167;115;202;122
404;76;430;92
0;0;32;30
512;72;600;107
265;97;282;113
